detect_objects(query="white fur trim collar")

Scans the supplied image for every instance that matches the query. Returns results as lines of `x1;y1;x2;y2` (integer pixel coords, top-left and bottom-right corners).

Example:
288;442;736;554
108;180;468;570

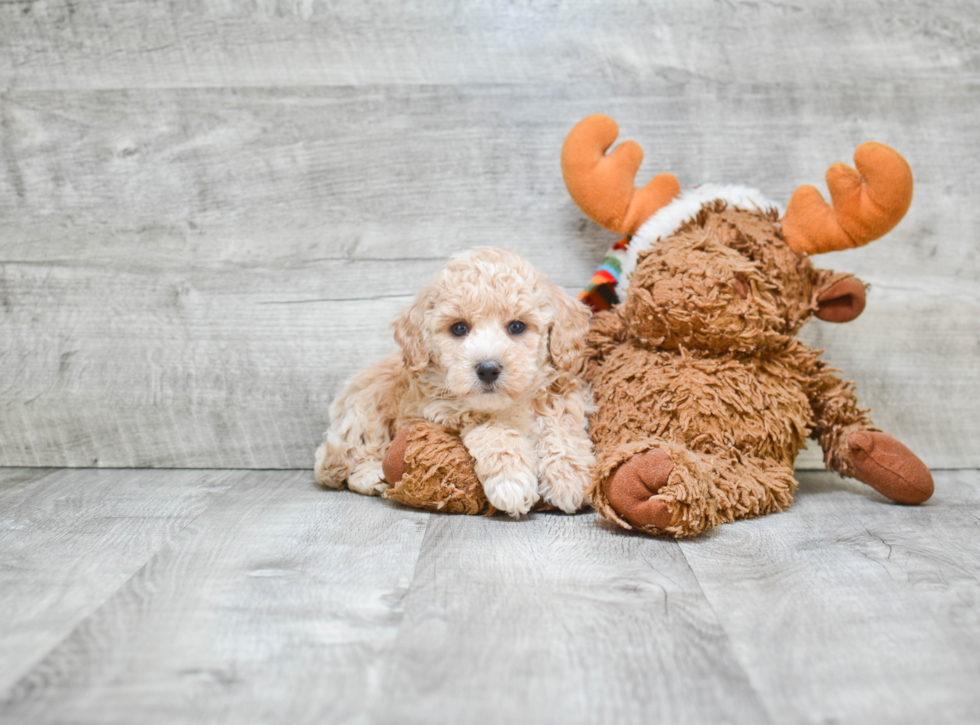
619;184;783;294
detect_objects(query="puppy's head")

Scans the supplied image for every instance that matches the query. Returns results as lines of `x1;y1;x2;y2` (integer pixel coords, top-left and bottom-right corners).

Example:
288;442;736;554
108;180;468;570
392;247;590;413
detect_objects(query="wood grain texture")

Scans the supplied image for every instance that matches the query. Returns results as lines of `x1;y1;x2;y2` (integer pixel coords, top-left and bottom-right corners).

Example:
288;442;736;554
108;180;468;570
0;470;431;725
679;469;980;725
2;84;976;274
1;468;977;724
1;1;978;468
0;469;237;697
1;0;978;90
0;467;58;496
372;513;770;725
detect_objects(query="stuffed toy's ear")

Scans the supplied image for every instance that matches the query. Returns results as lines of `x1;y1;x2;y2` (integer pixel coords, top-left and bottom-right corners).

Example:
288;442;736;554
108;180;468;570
815;275;867;323
545;282;592;371
392;289;432;375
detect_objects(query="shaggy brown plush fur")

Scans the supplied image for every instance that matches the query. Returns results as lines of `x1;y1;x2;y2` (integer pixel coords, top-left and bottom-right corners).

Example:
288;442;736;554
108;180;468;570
583;204;932;537
382;420;495;515
381;419;558;515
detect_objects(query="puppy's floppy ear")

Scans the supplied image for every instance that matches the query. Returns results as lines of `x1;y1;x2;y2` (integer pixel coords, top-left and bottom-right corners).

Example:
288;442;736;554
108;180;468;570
392;288;433;375
544;281;592;371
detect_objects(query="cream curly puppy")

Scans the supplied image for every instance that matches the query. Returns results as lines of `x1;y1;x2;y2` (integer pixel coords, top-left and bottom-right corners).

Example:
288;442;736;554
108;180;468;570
315;247;594;516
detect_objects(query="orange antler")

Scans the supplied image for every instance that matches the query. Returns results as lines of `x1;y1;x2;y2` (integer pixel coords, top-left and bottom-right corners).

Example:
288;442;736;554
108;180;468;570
782;142;913;255
561;115;680;236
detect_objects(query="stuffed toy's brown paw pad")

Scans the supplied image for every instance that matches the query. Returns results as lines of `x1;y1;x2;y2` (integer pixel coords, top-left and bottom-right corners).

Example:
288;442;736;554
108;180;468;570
606;448;675;530
848;431;934;504
382;427;410;485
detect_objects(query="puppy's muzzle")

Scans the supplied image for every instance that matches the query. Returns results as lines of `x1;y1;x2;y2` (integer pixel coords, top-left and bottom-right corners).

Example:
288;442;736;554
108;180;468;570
476;360;502;386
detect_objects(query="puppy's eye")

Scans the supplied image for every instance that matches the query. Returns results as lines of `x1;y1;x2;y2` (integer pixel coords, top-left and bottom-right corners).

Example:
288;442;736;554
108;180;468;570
450;322;469;337
507;321;526;335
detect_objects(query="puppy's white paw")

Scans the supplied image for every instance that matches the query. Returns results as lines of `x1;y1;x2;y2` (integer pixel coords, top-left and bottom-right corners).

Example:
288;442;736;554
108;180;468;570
544;481;586;514
483;469;540;517
538;458;591;514
348;463;389;497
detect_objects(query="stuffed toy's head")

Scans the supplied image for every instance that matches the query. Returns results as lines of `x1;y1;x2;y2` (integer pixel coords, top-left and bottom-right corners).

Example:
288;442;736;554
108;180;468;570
620;202;870;354
562;115;913;352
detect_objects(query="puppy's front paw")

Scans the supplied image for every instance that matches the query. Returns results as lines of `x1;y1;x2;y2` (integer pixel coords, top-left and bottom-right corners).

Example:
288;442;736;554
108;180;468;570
543;479;586;515
348;462;389;497
483;470;540;517
538;458;590;514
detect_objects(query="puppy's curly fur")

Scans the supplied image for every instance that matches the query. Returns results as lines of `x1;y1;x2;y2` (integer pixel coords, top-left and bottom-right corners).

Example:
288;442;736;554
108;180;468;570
315;247;595;516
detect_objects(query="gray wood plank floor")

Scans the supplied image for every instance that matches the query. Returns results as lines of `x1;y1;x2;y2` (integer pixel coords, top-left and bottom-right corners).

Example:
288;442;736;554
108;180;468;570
1;467;977;724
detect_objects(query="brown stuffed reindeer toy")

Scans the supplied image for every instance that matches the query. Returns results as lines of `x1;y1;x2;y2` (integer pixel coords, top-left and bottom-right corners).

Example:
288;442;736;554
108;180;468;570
564;114;934;537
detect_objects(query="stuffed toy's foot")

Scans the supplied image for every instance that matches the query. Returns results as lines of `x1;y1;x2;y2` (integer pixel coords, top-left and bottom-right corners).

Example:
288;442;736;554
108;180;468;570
382;422;559;516
846;431;934;504
595;441;798;537
605;448;674;530
382;421;494;515
381;427;411;486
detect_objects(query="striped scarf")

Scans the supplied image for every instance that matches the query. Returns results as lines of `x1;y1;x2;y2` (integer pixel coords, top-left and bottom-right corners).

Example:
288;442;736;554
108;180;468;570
578;235;631;312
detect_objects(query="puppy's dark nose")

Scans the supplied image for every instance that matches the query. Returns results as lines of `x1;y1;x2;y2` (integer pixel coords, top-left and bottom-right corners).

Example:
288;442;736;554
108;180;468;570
476;361;501;384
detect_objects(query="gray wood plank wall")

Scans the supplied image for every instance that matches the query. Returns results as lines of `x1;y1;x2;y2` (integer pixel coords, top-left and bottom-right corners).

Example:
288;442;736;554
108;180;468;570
1;0;978;468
